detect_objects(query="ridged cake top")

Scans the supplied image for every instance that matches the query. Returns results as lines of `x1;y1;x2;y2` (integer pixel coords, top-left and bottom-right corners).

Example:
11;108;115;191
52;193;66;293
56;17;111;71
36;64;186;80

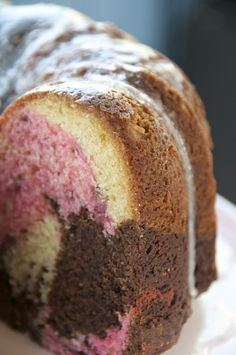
0;4;201;116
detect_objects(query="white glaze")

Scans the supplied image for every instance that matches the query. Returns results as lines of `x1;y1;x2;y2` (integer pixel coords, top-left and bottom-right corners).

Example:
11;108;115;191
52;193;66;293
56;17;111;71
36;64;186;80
0;7;185;107
0;4;91;102
21;35;184;96
151;60;185;93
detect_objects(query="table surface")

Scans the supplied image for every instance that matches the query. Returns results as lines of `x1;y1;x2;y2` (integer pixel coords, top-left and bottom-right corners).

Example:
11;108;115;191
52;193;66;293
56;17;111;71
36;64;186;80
0;195;236;355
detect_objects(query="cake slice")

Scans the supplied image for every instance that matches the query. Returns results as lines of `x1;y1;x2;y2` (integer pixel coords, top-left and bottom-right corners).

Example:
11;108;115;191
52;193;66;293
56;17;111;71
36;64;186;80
0;79;191;354
0;4;216;355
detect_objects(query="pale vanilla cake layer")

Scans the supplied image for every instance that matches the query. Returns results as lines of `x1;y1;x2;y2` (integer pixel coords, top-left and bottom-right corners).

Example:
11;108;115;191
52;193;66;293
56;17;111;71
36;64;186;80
27;98;137;226
3;216;61;303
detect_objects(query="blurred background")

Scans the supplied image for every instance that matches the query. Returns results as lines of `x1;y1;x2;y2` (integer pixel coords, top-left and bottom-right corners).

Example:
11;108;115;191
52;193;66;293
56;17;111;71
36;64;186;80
8;0;236;203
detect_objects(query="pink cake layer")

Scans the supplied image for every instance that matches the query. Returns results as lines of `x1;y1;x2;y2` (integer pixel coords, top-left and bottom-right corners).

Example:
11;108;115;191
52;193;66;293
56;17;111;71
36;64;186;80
42;312;131;355
0;107;114;244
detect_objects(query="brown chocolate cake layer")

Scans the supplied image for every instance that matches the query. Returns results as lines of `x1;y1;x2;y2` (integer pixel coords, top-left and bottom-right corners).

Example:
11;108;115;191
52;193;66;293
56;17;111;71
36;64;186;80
49;208;189;341
0;208;190;353
195;238;217;293
0;261;41;342
49;208;137;337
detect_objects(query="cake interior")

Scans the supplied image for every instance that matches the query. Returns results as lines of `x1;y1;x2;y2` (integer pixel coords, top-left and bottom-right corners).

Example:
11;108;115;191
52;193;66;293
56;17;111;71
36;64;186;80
0;101;135;354
0;98;190;355
0;105;113;296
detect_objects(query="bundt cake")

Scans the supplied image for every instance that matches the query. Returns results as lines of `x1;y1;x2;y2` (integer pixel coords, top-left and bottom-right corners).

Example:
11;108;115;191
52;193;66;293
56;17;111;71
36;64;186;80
0;4;216;355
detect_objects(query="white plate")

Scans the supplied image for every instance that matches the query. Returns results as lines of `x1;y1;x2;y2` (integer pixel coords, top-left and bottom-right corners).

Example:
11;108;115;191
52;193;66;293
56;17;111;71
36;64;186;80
0;195;236;355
